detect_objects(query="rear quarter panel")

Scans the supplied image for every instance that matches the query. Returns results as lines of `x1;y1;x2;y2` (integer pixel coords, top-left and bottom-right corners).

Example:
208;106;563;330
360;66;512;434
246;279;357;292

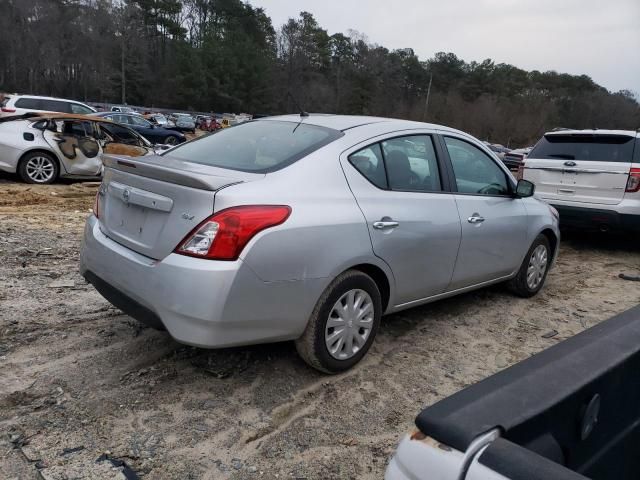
218;142;384;282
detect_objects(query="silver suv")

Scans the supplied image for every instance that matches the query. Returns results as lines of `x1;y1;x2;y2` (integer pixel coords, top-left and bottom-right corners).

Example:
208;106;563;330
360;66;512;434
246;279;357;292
522;129;640;232
80;115;559;373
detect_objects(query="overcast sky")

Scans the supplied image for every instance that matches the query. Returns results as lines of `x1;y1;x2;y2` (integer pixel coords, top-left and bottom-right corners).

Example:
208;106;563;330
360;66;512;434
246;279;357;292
246;0;640;96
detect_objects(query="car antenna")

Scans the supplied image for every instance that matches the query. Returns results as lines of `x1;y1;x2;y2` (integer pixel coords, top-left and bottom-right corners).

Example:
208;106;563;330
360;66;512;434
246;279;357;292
286;91;309;118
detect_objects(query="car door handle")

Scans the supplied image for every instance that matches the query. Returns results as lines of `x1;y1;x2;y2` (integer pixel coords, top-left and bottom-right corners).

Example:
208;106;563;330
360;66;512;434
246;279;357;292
373;220;399;230
467;214;485;224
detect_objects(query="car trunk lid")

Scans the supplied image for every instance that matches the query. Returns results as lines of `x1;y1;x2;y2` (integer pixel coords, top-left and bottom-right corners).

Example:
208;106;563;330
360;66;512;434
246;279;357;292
98;154;264;259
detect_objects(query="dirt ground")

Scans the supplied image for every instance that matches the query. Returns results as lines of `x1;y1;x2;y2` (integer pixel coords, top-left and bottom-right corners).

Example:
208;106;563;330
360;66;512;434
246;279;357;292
1;173;639;480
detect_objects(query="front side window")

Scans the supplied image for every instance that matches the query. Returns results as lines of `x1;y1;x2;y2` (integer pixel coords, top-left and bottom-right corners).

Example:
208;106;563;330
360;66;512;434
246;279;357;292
445;137;510;196
529;135;635;163
349;144;387;189
131;115;151;127
167;120;343;173
381;135;441;192
71;103;94;114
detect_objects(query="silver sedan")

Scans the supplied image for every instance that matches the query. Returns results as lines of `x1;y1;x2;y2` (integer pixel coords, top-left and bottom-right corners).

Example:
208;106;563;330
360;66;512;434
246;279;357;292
80;115;559;373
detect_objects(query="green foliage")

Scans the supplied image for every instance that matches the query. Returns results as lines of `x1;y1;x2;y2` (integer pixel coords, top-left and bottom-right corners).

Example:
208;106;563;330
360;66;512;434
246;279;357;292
0;1;637;145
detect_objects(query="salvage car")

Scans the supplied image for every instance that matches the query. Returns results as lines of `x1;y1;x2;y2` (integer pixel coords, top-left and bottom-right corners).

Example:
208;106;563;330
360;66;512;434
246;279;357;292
80;115;559;373
386;304;640;480
0;113;156;184
94;112;186;145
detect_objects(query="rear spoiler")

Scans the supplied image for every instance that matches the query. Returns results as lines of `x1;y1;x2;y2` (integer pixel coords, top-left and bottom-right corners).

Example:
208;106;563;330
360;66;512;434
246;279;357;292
102;154;263;191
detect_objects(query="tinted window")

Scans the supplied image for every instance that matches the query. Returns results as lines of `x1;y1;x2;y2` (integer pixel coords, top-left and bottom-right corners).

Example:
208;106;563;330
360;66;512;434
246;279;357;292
101;124;144;146
70;103;94;114
131;115;151;127
40;99;70;113
349;144;387;189
382;135;441;191
168;120;343;173
445;137;510;196
15;98;41;109
529;135;635;163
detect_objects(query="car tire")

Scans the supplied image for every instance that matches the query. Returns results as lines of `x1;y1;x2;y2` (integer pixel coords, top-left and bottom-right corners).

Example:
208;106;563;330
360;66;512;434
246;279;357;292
508;234;551;298
295;269;382;373
18;151;59;184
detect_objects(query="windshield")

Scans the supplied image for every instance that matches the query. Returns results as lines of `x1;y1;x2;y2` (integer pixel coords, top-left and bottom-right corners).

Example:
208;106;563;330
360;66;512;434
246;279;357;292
530;135;635;162
167;120;343;173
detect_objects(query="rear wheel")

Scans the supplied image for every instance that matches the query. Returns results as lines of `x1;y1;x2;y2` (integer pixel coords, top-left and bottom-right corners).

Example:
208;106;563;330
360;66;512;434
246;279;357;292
508;234;551;297
18;151;59;184
295;270;382;373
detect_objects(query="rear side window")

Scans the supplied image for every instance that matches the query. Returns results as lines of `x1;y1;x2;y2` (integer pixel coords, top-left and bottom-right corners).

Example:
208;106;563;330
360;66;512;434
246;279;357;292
382;136;441;191
168;120;343;173
15;98;41;109
349;144;387;188
40;99;70;113
529;135;635;163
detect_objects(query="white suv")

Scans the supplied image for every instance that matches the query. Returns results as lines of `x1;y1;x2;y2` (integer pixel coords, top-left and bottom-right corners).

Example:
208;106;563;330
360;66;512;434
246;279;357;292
521;129;640;232
0;95;96;118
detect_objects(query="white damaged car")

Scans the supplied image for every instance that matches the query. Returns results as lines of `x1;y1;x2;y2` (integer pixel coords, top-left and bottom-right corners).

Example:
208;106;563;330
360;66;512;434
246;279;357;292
0;113;159;184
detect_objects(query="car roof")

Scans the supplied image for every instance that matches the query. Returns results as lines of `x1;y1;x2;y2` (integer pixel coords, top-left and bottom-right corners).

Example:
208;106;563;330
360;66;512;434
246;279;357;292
261;114;467;135
11;94;89;104
545;128;638;138
18;112;117;124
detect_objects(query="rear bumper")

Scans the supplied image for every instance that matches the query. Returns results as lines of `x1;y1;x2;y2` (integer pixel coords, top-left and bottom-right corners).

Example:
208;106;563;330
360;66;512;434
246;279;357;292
550;204;640;232
80;215;320;348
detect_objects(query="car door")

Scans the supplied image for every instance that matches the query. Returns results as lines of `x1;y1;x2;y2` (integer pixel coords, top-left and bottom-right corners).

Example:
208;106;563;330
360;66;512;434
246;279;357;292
42;119;103;175
524;133;635;205
341;133;462;306
441;135;528;290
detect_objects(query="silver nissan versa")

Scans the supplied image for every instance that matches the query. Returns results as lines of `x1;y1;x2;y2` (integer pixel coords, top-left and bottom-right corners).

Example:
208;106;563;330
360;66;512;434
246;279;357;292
80;115;559;373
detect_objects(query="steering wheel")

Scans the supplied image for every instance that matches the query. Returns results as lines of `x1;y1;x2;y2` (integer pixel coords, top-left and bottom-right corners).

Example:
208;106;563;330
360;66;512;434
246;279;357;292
478;182;505;195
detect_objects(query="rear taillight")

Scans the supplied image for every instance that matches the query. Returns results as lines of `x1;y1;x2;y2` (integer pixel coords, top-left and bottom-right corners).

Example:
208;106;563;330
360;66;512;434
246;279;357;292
626;168;640;193
1;107;16;113
175;205;291;260
93;192;100;218
516;161;525;180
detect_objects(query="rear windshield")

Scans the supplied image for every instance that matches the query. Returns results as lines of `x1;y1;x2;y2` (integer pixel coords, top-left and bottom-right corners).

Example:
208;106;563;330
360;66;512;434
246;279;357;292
530;134;635;163
167;120;344;173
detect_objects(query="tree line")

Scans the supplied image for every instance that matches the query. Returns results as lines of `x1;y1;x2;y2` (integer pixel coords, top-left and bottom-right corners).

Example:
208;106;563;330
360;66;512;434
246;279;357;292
1;0;638;146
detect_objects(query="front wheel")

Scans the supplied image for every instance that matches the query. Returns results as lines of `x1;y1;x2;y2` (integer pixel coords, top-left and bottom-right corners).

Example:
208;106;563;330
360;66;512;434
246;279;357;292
295;270;382;373
508;234;551;297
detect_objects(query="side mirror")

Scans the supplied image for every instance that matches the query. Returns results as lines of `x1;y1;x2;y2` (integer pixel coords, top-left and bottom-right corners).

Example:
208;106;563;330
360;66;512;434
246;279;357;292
515;179;535;198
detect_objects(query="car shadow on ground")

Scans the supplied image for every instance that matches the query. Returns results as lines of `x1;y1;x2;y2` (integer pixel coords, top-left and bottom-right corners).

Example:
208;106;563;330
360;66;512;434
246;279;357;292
560;228;640;253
